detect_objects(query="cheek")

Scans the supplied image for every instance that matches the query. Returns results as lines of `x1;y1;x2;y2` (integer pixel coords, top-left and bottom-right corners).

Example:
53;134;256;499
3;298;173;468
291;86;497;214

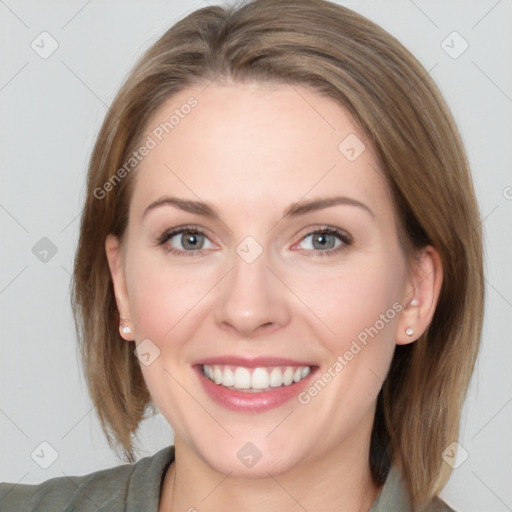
123;251;218;423
297;255;405;356
124;250;218;343
296;259;404;415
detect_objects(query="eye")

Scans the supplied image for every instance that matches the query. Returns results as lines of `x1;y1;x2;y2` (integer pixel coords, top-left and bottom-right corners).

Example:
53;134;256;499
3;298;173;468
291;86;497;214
157;227;215;255
294;227;352;257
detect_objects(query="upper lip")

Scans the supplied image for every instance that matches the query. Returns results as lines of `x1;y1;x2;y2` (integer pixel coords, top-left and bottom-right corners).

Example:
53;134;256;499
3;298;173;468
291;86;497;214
192;356;315;368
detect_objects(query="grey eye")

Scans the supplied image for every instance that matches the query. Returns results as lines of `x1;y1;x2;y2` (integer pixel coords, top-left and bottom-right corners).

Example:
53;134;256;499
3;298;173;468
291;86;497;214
162;229;215;252
299;231;344;251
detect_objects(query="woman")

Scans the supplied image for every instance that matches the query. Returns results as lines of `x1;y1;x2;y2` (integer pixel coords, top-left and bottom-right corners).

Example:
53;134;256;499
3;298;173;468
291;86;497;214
0;0;483;510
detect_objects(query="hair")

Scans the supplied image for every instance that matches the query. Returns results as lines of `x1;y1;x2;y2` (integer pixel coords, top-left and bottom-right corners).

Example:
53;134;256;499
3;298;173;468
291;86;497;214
71;0;484;509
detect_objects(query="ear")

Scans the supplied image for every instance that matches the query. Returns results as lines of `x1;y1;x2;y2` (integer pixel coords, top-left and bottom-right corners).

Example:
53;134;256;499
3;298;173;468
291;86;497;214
105;234;134;341
396;245;443;345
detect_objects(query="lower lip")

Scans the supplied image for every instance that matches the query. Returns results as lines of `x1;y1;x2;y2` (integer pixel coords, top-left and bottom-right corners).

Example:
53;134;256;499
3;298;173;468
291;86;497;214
195;366;316;412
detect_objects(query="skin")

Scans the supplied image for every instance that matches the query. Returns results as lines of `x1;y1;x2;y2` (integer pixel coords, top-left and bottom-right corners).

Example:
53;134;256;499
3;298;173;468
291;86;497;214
105;82;442;512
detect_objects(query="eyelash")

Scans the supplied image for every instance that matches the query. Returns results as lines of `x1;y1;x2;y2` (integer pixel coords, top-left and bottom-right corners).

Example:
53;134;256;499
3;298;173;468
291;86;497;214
291;227;352;258
156;225;353;258
156;226;211;257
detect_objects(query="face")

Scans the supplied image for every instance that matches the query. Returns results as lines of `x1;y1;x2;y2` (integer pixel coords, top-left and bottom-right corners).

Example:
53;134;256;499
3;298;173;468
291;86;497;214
106;82;429;477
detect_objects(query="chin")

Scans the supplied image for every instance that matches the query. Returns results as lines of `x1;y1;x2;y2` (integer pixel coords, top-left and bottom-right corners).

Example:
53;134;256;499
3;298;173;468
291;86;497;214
176;429;300;475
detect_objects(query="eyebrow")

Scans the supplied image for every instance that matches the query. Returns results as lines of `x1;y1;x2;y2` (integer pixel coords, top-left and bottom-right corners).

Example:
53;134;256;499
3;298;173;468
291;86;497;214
283;196;374;218
142;195;374;220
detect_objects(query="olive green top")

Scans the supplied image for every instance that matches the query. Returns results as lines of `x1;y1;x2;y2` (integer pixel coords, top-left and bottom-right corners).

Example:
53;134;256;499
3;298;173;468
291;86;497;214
0;445;456;511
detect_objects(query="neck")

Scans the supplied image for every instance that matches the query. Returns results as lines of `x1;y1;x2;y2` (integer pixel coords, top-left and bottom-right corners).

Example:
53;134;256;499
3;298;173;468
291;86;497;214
159;429;381;512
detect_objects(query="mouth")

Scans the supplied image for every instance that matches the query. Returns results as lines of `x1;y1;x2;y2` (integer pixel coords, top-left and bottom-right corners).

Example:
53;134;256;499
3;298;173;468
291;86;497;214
193;357;318;412
200;364;312;392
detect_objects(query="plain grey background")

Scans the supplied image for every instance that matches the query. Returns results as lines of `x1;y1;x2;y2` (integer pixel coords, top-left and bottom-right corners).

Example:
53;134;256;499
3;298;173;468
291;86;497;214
1;1;511;511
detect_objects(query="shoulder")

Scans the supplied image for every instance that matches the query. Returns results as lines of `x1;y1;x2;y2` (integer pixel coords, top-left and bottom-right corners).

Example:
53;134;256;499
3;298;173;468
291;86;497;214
430;496;457;512
0;464;133;512
0;445;175;512
369;466;458;512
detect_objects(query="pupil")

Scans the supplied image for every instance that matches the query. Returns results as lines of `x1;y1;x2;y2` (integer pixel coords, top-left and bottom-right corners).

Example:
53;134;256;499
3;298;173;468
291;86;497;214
313;233;334;249
183;233;202;249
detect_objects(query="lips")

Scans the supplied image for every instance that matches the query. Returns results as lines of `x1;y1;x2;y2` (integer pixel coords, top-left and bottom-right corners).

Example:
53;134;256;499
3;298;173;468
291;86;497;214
193;356;317;412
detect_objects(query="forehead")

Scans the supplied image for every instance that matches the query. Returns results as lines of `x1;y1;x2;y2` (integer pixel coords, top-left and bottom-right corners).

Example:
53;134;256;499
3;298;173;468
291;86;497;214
129;82;390;221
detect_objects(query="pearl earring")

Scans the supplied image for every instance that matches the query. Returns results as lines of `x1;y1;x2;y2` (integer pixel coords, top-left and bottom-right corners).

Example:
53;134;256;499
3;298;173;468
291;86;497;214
120;318;131;335
410;298;419;306
405;327;414;336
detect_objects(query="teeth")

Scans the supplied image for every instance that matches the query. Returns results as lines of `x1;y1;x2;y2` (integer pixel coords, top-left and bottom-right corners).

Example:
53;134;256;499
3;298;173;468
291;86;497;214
269;367;283;387
213;366;223;384
234;367;251;389
251;367;270;389
202;364;312;392
301;366;311;378
283;367;294;385
223;367;234;387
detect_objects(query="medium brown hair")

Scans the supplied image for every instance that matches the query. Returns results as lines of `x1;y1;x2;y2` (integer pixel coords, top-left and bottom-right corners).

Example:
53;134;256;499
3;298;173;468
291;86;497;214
72;0;484;508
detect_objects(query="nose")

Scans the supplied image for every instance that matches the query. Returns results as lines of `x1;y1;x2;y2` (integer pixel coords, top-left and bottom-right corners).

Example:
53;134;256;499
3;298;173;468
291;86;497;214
214;248;291;338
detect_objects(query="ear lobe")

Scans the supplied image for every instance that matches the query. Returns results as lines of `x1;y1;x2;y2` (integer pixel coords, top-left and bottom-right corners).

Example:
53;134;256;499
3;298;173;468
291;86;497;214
396;245;443;345
105;234;134;341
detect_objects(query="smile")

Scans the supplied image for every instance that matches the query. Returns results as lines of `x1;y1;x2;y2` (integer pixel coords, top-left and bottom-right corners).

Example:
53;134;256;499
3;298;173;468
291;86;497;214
202;364;312;392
